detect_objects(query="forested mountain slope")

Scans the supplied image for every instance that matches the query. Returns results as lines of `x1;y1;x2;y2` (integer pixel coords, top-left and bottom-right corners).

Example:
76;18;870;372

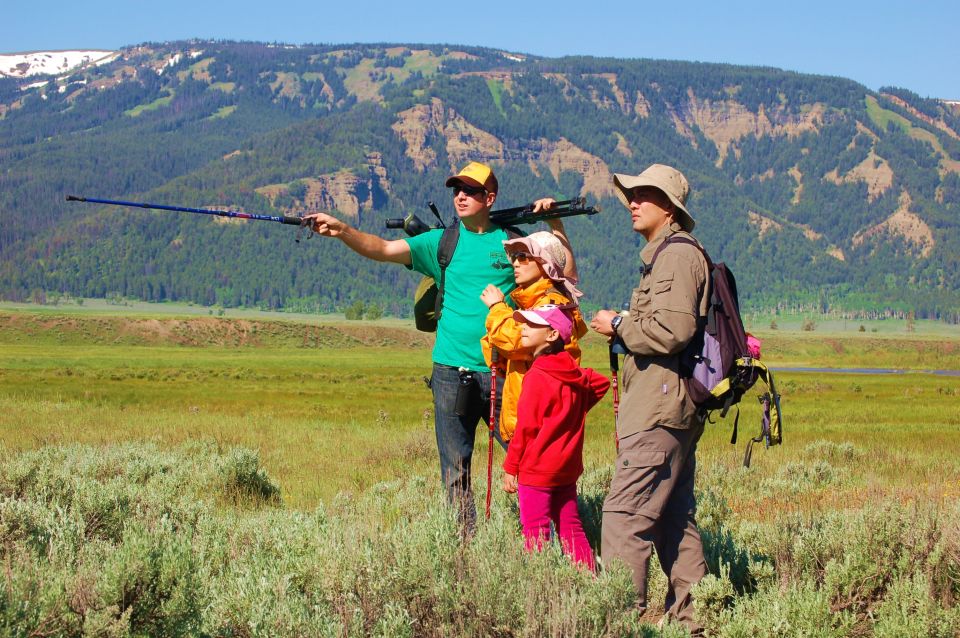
2;41;958;318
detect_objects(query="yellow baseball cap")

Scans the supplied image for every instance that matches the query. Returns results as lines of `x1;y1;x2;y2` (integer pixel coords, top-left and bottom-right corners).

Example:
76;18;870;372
445;161;498;193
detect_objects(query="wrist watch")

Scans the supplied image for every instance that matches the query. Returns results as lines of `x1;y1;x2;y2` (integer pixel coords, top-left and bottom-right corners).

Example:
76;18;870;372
610;314;623;333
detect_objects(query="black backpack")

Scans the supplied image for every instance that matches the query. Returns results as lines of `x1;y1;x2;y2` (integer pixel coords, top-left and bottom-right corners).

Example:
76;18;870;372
648;235;783;465
413;223;523;332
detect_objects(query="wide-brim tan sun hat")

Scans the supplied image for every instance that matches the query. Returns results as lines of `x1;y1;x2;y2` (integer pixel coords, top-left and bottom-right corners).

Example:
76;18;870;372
612;164;695;232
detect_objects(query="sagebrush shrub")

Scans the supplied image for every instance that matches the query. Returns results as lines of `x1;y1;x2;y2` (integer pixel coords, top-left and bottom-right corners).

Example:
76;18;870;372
2;443;958;637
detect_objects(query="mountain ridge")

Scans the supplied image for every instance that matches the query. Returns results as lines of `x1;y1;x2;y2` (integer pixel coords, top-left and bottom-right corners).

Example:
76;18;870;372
2;41;958;320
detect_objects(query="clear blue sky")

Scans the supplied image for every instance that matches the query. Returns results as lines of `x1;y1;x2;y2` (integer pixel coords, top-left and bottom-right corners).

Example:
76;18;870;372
4;0;957;99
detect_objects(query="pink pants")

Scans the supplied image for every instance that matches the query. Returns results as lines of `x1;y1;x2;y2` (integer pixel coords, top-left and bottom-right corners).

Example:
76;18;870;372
517;482;595;571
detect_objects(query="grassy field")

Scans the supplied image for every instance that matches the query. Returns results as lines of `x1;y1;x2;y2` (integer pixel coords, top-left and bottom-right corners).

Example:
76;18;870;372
3;307;958;508
2;306;959;636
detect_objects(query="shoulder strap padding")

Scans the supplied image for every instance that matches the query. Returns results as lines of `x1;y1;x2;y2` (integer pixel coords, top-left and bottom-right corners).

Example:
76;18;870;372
434;224;522;321
434;224;461;321
435;224;523;316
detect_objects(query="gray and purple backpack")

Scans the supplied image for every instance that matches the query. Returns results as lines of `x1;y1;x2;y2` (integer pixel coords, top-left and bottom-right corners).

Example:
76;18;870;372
649;235;783;466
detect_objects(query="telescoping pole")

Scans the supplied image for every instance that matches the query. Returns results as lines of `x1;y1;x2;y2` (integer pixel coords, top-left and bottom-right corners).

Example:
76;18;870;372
486;350;499;520
65;195;306;227
610;345;620;452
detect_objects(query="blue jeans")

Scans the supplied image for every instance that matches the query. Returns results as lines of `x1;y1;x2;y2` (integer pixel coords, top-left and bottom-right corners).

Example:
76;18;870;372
431;363;505;531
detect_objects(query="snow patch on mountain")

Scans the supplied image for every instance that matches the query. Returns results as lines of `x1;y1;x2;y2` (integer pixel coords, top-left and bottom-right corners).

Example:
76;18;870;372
0;50;116;78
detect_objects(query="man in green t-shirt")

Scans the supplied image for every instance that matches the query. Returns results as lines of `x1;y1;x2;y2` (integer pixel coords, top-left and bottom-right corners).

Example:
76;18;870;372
306;161;575;531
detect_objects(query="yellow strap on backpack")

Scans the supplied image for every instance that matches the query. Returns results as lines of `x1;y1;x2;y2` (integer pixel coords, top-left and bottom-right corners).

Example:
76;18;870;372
709;357;783;449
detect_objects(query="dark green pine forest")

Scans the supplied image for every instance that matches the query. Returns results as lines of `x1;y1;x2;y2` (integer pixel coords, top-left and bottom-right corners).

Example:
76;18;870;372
1;41;958;320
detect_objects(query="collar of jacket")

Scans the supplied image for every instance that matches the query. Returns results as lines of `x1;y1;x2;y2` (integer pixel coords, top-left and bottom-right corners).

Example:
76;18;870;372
510;277;566;308
640;221;686;264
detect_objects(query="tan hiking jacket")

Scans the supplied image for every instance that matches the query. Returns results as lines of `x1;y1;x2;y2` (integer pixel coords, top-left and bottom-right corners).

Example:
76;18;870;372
614;223;709;437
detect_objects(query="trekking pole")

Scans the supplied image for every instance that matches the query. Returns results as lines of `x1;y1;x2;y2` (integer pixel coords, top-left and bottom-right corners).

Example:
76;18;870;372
609;307;628;452
485;350;499;520
609;344;620;452
66;195;313;239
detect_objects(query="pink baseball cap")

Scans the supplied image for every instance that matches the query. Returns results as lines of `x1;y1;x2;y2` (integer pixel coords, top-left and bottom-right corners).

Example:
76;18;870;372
513;305;574;344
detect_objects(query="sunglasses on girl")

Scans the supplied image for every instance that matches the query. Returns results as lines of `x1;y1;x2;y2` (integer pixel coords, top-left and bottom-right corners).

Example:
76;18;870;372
509;251;540;265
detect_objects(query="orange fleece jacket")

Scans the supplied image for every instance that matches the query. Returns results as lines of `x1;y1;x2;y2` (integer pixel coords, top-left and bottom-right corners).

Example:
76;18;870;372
481;278;587;441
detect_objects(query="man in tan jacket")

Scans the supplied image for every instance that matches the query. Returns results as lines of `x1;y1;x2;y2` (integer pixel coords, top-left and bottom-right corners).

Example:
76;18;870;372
590;164;709;632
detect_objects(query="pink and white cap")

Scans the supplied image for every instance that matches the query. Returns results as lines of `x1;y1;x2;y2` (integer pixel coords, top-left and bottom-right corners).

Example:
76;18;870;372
512;304;574;344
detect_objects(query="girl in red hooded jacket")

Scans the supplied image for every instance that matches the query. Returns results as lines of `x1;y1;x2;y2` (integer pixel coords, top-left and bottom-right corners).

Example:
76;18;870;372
502;305;609;570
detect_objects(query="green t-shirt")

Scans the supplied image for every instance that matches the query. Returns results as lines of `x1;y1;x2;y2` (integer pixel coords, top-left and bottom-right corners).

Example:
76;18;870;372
406;223;515;371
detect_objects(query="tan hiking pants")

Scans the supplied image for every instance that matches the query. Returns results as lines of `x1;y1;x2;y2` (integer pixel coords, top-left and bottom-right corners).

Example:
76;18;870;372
601;422;707;630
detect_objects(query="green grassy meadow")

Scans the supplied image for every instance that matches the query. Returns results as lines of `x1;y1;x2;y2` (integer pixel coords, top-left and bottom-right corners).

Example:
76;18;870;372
4;307;957;509
2;306;959;636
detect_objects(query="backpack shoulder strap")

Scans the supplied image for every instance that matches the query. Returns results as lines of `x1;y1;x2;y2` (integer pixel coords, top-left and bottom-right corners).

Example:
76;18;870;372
434;224;461;321
649;234;712;268
644;234;714;322
434;224;520;320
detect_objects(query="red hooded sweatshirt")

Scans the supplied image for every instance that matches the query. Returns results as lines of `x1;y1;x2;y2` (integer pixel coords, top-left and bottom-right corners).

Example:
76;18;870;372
503;351;610;487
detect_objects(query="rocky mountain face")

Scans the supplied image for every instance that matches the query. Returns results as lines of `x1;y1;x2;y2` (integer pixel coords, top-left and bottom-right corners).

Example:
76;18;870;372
1;41;957;318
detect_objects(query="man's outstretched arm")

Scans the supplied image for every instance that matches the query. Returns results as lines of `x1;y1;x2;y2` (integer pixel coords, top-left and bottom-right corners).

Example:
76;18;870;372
306;212;411;265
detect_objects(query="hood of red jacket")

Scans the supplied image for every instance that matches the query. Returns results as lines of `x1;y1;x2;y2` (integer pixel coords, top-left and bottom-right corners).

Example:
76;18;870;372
531;351;596;387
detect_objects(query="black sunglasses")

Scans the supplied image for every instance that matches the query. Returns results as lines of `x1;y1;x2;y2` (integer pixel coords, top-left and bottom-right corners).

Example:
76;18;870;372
451;184;487;197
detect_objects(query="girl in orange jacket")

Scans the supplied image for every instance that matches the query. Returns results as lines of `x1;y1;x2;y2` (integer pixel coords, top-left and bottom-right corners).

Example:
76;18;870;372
480;231;588;442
